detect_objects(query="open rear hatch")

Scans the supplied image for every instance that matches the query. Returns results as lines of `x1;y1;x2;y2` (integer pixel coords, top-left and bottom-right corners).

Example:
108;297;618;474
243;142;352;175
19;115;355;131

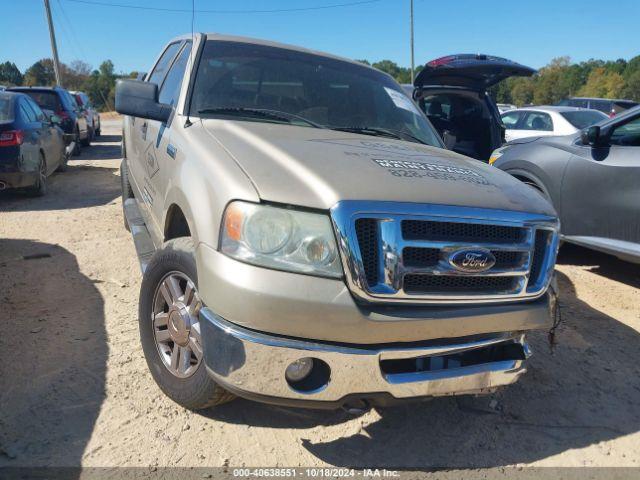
414;54;535;90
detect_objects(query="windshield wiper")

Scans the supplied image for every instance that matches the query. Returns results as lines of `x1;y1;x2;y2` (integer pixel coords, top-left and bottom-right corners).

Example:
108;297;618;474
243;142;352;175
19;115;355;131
328;126;428;145
197;107;323;128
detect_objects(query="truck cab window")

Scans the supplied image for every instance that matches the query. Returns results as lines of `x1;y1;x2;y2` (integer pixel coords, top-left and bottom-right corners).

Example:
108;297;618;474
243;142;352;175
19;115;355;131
147;42;182;87
158;43;192;107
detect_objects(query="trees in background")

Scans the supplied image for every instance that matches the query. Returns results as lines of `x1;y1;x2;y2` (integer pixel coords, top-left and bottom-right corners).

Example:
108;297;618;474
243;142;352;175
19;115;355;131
3;54;640;110
23;59;56;86
358;55;639;105
4;58;119;111
0;62;23;86
488;56;640;106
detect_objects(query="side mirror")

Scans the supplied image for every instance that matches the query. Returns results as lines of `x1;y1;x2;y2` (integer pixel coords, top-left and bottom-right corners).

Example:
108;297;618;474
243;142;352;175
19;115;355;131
581;125;603;146
115;79;171;123
50;114;61;125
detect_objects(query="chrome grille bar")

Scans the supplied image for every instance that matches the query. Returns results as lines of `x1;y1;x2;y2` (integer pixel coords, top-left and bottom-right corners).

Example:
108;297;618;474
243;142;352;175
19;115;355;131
331;201;560;305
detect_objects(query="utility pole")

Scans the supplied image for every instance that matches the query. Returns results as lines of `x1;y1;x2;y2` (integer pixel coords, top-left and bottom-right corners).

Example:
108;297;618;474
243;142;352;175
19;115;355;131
410;0;415;84
43;0;63;86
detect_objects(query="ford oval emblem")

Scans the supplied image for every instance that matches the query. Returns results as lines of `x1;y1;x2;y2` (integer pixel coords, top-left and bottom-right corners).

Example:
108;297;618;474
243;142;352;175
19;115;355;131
449;248;496;273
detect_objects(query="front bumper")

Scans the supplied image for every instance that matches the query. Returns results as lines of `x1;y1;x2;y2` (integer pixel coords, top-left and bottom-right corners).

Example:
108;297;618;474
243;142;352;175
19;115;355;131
200;308;531;409
196;244;555;344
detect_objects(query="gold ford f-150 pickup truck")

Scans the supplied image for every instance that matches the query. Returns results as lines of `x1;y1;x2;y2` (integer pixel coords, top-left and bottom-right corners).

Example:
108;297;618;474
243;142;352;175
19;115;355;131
115;33;559;412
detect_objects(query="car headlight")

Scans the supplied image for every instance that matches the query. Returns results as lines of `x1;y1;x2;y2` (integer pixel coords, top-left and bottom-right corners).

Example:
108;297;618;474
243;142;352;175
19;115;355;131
220;201;343;278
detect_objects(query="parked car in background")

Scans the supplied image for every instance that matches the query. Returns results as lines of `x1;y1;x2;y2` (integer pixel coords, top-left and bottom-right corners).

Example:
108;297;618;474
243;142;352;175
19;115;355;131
557;97;638;117
491;105;640;263
501;106;607;142
0;91;67;195
497;103;516;113
412;54;535;161
71;90;101;139
7;86;89;155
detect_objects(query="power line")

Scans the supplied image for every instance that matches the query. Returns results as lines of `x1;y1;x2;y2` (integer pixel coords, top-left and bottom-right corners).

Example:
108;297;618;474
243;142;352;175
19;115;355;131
54;0;90;62
62;0;383;14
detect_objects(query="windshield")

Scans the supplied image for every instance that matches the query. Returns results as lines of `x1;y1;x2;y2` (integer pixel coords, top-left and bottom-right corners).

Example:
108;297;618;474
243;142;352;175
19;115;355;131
561;110;607;129
190;40;442;147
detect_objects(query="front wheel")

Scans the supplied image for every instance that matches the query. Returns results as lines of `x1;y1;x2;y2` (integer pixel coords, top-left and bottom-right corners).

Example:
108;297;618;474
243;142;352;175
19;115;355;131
138;237;235;410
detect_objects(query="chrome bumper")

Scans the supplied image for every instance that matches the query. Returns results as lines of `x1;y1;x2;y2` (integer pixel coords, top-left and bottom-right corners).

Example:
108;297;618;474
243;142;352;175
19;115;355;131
200;308;531;408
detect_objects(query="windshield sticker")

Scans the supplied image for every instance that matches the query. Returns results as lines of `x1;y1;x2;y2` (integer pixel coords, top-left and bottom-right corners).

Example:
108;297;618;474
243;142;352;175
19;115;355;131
384;87;422;115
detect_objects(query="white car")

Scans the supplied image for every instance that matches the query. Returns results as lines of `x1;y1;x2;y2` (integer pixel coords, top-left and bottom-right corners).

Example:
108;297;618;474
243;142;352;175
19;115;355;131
501;106;607;142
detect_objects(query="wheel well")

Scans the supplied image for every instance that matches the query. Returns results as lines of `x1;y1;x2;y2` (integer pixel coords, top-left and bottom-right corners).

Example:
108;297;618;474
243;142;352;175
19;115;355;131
164;204;191;241
512;174;544;194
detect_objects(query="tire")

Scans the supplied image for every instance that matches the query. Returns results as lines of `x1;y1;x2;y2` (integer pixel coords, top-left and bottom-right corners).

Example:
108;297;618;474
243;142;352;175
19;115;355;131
72;126;81;156
81;129;91;147
139;237;235;410
56;147;69;172
120;159;134;231
27;153;47;197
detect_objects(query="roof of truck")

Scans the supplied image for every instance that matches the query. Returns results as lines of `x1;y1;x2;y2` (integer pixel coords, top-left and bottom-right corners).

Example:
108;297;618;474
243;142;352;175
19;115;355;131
170;33;381;74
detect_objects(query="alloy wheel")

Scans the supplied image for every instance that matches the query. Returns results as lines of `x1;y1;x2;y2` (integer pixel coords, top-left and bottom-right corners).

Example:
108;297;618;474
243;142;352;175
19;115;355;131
151;271;203;378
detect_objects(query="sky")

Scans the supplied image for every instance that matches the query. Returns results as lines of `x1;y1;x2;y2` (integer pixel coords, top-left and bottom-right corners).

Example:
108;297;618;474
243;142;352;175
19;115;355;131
3;0;639;75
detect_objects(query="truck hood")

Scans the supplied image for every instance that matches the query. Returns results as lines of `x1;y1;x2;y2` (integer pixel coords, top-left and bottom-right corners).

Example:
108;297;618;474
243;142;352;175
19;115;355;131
201;119;555;216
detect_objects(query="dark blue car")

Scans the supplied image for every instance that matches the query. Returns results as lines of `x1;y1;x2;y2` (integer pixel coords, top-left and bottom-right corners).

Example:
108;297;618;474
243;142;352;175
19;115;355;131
0;91;67;196
7;86;89;155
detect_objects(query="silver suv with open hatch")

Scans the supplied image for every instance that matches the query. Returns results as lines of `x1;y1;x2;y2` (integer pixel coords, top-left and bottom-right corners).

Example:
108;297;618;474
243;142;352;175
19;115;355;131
116;34;560;411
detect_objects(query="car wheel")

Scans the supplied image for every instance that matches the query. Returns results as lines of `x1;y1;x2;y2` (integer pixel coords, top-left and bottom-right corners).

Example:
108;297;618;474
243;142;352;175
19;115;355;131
56;145;69;172
138;237;235;410
120;159;134;231
81;129;91;147
72;127;81;156
27;153;47;197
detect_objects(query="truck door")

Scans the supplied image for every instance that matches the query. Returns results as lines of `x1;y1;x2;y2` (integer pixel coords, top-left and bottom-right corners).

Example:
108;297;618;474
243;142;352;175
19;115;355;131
138;42;193;240
561;113;640;244
128;41;183;239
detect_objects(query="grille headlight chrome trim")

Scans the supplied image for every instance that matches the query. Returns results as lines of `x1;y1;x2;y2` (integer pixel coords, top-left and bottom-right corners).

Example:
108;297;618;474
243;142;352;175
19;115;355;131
331;201;559;305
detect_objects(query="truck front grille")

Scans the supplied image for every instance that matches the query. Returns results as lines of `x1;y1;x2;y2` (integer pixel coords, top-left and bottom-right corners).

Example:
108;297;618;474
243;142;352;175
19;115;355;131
402;220;524;244
331;202;559;305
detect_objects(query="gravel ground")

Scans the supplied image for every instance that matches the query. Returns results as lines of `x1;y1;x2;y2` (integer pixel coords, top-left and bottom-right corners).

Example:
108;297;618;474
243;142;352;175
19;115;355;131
1;118;639;469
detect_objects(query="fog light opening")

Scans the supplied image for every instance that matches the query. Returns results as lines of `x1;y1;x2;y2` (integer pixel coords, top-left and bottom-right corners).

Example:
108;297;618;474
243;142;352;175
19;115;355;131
285;358;330;393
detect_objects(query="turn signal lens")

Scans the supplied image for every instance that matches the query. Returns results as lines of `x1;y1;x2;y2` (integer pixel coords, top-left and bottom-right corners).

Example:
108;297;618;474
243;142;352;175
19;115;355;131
224;203;244;241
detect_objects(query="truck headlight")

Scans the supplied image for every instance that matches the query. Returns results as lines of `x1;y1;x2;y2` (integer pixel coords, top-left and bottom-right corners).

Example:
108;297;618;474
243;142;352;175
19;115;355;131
221;201;343;278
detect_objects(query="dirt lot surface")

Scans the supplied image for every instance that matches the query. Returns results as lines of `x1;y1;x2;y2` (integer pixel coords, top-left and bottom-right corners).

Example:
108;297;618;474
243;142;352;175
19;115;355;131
1;119;640;469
